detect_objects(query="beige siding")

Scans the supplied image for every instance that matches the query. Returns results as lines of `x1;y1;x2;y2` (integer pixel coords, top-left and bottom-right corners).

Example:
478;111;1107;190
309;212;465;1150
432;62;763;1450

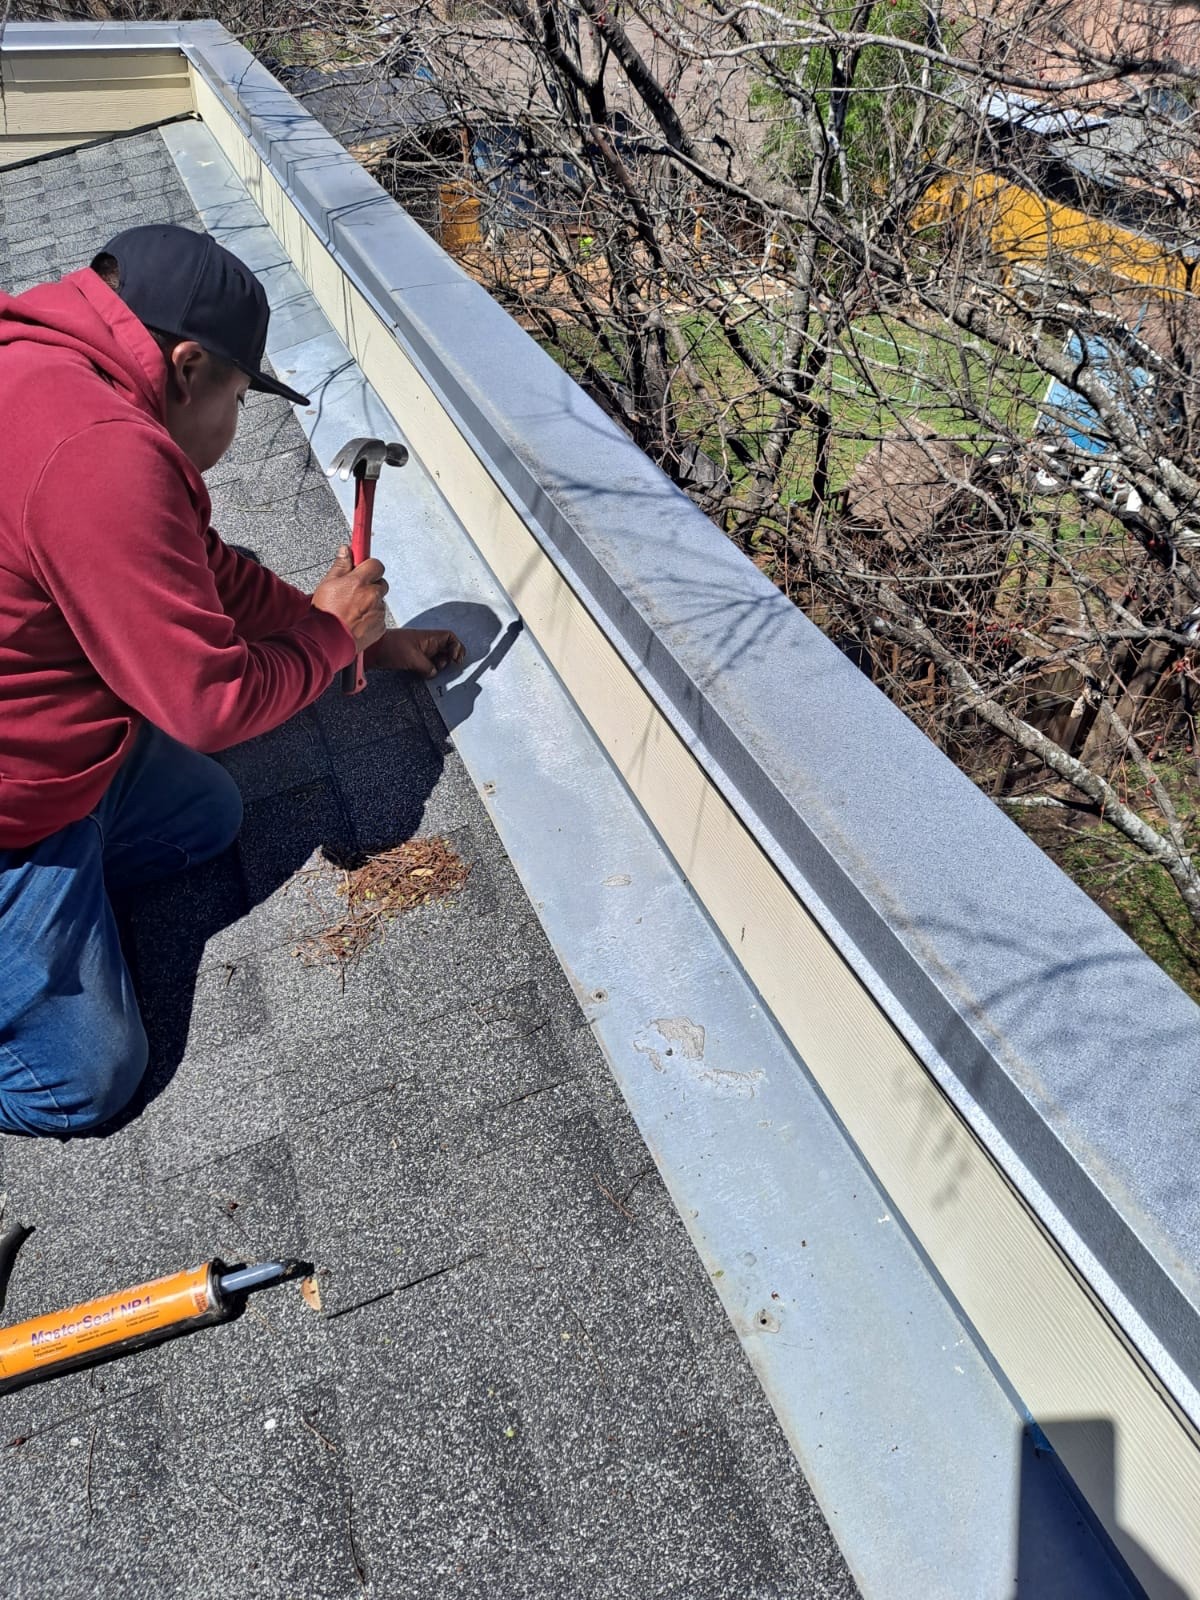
0;50;192;169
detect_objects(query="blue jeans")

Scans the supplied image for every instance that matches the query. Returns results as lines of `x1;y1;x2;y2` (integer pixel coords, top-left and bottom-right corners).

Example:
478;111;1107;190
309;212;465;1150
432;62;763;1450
0;726;243;1136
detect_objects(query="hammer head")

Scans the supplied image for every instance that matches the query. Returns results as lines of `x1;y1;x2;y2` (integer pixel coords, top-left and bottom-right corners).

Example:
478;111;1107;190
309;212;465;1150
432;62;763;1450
327;436;409;481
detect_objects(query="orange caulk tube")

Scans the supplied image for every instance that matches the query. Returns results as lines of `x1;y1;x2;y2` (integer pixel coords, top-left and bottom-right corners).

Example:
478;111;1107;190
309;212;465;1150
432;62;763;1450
0;1259;292;1394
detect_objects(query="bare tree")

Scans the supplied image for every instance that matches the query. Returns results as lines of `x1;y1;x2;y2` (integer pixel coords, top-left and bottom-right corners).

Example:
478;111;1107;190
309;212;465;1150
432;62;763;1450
363;0;1200;951
9;0;1200;963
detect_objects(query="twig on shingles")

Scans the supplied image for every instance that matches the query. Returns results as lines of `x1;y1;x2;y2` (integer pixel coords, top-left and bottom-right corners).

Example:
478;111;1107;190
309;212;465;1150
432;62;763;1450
562;1300;610;1391
345;1487;369;1588
85;1421;98;1519
299;1412;339;1453
210;1481;240;1514
294;836;471;974
593;1173;638;1221
323;1252;484;1322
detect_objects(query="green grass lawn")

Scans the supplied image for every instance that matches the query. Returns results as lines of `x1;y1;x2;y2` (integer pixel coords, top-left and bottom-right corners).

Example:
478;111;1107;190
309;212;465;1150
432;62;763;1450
546;307;1041;508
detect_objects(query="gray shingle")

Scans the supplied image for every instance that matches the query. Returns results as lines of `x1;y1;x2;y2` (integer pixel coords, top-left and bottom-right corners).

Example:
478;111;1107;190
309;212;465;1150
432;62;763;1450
290;1079;479;1315
206;438;323;499
210;486;350;577
0;1388;185;1599
283;562;329;596
171;1384;364;1600
211;849;349;973
137;951;270;1076
133;1033;284;1182
0;1119;146;1237
121;847;249;983
384;903;542;1023
333;727;479;852
273;1024;420;1128
328;1260;567;1592
250;935;416;1050
309;669;426;754
5;234;56;262
235;777;355;903
216;706;329;806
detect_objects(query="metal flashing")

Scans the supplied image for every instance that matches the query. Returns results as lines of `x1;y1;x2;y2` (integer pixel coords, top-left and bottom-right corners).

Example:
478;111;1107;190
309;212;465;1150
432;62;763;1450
0;20;222;52
160;114;1145;1599
167;25;1200;1410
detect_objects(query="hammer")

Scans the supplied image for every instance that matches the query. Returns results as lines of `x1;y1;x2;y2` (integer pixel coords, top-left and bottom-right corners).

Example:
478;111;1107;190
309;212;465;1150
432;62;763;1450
327;436;409;694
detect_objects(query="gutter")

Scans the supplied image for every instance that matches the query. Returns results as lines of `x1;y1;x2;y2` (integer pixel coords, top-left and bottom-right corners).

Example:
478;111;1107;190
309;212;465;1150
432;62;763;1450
172;20;1200;1410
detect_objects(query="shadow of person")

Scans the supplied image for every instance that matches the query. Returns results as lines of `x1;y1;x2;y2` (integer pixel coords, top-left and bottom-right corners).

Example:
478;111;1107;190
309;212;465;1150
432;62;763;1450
399;602;522;733
64;605;520;1140
96;664;451;1133
1016;1417;1188;1598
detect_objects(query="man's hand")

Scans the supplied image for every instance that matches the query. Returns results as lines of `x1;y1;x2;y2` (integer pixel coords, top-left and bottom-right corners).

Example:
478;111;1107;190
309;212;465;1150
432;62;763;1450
365;627;466;678
311;546;389;654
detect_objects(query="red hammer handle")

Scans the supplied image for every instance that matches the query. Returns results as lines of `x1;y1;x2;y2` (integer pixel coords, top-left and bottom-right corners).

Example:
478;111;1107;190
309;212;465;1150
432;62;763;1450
341;475;377;697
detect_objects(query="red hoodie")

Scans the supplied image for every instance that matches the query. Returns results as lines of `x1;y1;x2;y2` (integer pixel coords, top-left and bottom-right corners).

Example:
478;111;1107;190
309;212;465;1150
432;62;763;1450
0;268;356;848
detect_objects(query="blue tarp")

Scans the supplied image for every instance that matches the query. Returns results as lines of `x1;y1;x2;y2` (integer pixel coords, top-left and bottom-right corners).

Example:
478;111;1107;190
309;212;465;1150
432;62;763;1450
1039;329;1151;456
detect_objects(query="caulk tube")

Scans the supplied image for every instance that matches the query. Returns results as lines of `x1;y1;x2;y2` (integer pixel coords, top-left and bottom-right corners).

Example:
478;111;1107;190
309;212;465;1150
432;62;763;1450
0;1260;230;1394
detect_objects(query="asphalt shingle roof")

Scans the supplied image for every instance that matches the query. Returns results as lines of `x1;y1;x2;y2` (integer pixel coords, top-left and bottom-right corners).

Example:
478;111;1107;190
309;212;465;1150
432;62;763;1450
0;129;858;1600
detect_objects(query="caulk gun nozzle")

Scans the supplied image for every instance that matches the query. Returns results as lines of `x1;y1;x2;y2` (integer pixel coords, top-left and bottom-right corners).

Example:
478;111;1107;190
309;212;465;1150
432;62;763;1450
218;1261;291;1297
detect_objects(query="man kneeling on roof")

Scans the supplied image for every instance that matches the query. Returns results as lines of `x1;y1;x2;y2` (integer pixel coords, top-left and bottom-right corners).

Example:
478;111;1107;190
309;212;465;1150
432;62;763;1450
0;224;464;1138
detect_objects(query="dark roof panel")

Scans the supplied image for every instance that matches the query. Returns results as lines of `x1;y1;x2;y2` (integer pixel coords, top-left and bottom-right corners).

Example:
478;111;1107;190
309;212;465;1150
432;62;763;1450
275;65;451;145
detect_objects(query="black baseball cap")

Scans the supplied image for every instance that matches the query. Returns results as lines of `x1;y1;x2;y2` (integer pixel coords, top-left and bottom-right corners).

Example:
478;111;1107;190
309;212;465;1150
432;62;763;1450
98;224;310;406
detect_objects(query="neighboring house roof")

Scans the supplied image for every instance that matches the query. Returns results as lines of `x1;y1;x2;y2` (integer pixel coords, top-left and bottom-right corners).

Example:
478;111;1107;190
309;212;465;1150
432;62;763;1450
274;63;452;144
842;426;977;545
981;88;1109;142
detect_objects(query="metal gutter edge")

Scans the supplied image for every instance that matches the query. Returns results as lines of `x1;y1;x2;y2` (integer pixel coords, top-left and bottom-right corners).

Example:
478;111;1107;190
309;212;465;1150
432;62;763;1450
173;25;1200;1422
0;20;223;52
159;112;1148;1596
